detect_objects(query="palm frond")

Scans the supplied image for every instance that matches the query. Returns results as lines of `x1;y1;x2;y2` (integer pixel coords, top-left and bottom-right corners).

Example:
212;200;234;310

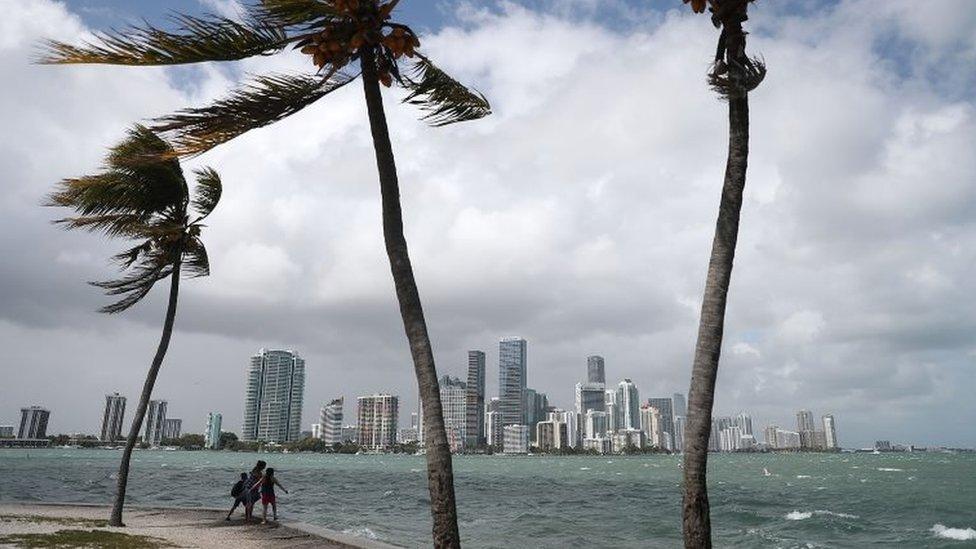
40;13;289;65
182;237;211;278
151;71;357;157
252;0;344;31
90;246;175;314
401;54;491;127
191;167;222;220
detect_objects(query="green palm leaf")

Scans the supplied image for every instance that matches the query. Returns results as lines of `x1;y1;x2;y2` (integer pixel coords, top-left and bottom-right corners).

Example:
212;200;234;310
182;237;211;278
402;54;491;127
151;71;357;157
191;167;222;220
40;13;290;65
253;0;345;30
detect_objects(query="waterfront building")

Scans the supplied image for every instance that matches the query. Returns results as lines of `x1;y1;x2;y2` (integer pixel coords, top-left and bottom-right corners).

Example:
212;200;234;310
498;337;527;426
740;434;756;449
100;393;126;442
587;355;605;384
672;393;687;418
242;349;305;443
719;425;743;452
440;375;468;452
640;404;662;447
822;415;837;449
311;423;321;439
523;389;548;441
734;412;753;436
536;419;568;451
162;418;182;440
321;397;344;445
555;409;579;448
796;409;816;432
617;379;640;431
465;350;486;448
0;426;14;438
582;436;612;454
612;428;646;453
763;425;778;447
673;416;686;452
357;394;399;451
398;427;419;443
340;425;359;444
204;412;222;449
575;382;606;417
485;410;503;450
647;397;675;449
18;407;50;439
875;440;892;451
503;424;529;454
584;409;607;440
144;400;167;446
768;427;801;449
710;416;732;452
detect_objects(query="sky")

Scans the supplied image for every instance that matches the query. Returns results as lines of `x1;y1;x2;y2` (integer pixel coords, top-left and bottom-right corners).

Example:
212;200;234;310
1;0;975;449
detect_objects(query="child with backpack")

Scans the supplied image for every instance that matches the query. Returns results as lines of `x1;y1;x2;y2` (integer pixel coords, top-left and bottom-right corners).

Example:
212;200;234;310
225;472;248;521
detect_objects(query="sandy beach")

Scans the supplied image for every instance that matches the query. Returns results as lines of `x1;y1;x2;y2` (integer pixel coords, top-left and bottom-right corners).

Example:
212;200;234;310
0;503;398;548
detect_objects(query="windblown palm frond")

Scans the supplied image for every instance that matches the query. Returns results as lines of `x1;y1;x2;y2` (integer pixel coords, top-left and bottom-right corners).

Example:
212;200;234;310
402;55;491;127
253;0;345;31
152;71;357;157
40;13;289;65
48;126;221;313
191;168;222;220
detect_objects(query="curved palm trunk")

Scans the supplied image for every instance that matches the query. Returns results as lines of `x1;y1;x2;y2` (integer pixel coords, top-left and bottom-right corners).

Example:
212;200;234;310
109;261;182;527
360;47;461;548
681;94;749;549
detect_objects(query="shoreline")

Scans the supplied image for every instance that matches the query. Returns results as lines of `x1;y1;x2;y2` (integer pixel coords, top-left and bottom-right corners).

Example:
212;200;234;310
0;502;401;549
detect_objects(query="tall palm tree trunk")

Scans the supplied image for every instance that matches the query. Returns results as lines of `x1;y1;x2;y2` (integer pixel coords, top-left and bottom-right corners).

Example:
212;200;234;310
109;260;182;527
360;47;461;548
681;94;749;549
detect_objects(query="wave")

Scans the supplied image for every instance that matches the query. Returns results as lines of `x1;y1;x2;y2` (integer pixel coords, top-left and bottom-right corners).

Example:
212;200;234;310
343;526;379;540
796;475;812;479
785;510;859;521
931;524;976;541
876;467;903;472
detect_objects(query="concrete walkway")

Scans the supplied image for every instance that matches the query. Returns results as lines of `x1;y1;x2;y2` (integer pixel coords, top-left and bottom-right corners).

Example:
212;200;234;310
0;503;400;548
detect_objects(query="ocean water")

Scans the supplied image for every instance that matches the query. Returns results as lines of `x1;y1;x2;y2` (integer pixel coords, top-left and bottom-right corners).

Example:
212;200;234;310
0;449;973;548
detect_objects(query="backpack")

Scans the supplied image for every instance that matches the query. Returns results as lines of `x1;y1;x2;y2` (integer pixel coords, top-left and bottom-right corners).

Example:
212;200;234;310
231;480;245;498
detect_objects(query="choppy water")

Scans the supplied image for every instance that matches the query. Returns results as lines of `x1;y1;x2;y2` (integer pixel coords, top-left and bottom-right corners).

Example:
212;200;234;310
0;449;974;548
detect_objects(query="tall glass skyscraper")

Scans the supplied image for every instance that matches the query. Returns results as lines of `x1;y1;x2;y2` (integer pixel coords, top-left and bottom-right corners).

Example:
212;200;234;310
617;379;640;431
100;393;126;442
465;350;486;448
498;337;527;426
242;349;305;443
586;355;605;384
647;397;675;448
321;397;344;445
144;400;167;446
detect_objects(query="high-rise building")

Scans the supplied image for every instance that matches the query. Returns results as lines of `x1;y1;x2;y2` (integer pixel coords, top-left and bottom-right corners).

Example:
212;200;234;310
575;382;605;416
357;394;398;451
100;393;126;442
673;416;686;452
498;337;527;426
640;404;662;447
503;424;529;454
485;410;503;450
440;375;468;452
18;407;50;439
554;410;579;448
584;409;607;440
205;412;222;449
321;397;344;445
822;415;837;449
465;350;486;448
143;400;167;446
612;428;646;452
0;426;14;438
647;397;675;449
242;349;305;443
340;425;359;444
796;409;815;432
719;425;743;452
672;393;687;418
617;380;640;431
734;412;753;436
587;355;606;384
536;419;568;451
710;416;732;452
523;388;548;441
162;418;182;441
398;427;419;443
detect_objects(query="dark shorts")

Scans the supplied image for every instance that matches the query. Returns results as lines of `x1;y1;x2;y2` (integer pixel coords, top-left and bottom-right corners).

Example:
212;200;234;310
261;492;275;505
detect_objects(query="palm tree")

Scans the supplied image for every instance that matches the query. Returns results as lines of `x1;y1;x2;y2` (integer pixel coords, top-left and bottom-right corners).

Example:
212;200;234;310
678;1;765;547
47;126;222;526
42;2;490;545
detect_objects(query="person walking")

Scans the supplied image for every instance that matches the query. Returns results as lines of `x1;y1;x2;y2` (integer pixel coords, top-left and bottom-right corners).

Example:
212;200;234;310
243;460;266;522
253;467;288;524
225;472;248;521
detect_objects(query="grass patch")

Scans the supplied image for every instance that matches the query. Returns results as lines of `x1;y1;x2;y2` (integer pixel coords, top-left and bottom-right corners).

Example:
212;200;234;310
0;515;108;528
0;529;173;548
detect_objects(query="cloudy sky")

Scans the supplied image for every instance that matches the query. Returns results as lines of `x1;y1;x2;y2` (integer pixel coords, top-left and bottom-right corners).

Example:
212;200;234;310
1;0;974;448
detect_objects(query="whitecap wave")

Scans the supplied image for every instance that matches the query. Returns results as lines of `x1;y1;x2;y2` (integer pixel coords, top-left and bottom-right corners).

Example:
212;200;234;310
796;475;812;479
343;526;379;540
877;467;903;472
785;510;859;521
785;511;812;520
579;467;590;471
931;524;976;541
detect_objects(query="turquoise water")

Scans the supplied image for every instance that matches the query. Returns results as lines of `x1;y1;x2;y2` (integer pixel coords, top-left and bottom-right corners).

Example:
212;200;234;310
0;449;974;547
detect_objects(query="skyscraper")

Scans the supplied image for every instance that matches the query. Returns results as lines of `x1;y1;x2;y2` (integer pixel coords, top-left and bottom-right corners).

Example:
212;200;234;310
587;355;605;384
605;389;620;434
321;397;344;445
100;393;126;442
205;412;222;449
465;350;486;448
498;337;527;426
647;397;675;449
485;398;503;450
18;406;50;439
822;415;837;449
617;379;640;431
503;424;529;454
440;376;467;452
672;393;687;417
734;412;753;436
162;418;182;441
357;394;398;451
242;349;305;443
583;409;607;440
796;409;815;432
144;400;167;446
575;382;605;416
673;416;686;452
640;404;662;447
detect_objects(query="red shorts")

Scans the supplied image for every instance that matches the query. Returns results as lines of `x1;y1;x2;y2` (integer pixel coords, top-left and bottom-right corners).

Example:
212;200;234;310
261;493;276;505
